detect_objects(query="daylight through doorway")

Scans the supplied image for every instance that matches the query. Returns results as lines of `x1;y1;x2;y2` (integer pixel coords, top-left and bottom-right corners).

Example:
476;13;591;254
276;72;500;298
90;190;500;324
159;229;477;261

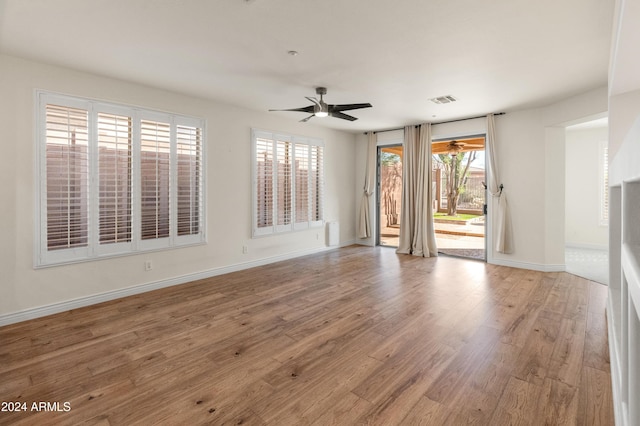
432;137;486;260
377;138;486;261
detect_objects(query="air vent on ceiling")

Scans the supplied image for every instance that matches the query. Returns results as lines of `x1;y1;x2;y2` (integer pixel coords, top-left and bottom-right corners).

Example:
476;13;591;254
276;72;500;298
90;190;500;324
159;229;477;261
430;95;458;104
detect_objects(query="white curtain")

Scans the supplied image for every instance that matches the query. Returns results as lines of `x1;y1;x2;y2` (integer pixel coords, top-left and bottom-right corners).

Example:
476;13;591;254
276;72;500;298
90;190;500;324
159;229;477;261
397;124;438;257
487;114;514;254
358;132;377;239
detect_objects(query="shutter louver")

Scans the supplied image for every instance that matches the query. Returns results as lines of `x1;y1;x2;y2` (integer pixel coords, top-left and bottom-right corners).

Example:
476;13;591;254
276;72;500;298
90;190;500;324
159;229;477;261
45;104;89;250
177;125;202;236
98;113;132;244
140;120;171;240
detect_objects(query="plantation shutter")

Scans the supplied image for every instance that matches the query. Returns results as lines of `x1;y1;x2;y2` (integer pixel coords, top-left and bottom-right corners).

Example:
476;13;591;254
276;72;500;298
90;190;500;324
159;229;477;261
176;125;202;236
251;129;324;237
97;112;132;245
255;136;274;234
310;144;324;224
276;138;292;231
38;92;206;266
294;144;310;228
140;120;171;240
45;104;89;250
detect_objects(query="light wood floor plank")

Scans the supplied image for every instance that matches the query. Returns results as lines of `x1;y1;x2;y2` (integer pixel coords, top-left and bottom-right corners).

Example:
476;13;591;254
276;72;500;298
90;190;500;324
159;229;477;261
489;376;543;425
0;246;613;425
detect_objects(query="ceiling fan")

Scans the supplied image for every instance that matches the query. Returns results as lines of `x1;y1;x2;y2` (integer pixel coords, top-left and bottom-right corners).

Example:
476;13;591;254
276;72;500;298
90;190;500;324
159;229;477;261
432;137;485;155
447;141;467;153
269;87;372;122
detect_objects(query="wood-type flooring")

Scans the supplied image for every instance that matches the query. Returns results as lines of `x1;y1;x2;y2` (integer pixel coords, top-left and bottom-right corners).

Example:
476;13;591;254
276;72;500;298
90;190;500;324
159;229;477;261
0;246;613;425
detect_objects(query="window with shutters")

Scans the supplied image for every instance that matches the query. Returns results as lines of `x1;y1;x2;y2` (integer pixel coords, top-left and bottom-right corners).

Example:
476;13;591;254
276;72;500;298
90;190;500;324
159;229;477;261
600;141;609;226
252;129;324;237
36;92;205;267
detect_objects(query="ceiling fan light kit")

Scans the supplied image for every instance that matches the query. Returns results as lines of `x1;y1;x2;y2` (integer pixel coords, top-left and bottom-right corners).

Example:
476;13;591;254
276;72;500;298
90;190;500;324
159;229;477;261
270;87;372;122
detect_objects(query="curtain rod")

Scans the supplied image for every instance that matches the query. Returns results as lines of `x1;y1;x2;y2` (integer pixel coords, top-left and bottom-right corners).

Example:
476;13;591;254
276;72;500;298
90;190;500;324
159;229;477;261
366;112;505;134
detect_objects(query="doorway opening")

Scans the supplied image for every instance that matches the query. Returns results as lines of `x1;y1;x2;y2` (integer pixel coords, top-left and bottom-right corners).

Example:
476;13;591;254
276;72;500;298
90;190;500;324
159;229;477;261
564;117;609;284
432;136;486;260
376;137;486;260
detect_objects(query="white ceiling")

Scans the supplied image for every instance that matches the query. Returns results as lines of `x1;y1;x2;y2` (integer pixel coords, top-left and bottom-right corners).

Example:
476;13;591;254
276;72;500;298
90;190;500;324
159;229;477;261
0;0;614;133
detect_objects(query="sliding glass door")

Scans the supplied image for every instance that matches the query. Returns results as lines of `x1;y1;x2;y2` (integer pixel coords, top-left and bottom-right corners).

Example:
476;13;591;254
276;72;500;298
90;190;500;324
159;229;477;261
375;136;487;261
432;136;486;260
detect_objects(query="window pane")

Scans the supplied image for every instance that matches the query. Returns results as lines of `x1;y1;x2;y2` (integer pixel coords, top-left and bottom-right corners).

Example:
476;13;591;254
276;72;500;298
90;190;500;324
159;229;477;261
295;144;309;223
140;120;171;240
256;137;273;228
276;140;292;226
98;113;132;244
177;125;202;236
45;104;89;250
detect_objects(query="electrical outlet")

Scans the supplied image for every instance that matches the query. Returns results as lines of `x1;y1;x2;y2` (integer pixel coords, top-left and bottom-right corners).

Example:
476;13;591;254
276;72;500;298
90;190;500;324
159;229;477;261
242;245;248;254
144;260;152;271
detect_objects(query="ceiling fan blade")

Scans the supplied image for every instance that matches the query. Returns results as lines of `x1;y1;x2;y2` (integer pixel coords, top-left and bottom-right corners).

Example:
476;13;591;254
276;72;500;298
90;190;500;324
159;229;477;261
300;115;314;122
269;105;315;113
329;103;372;112
330;111;358;121
305;97;321;107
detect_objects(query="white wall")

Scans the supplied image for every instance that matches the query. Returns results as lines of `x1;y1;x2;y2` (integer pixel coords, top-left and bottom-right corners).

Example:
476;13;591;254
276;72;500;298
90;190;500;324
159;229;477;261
565;126;609;249
0;54;358;321
610;90;640;186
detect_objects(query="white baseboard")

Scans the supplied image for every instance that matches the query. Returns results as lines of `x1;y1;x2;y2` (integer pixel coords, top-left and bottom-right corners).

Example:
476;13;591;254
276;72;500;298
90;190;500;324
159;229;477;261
0;245;336;327
566;242;609;251
336;238;356;247
488;258;565;273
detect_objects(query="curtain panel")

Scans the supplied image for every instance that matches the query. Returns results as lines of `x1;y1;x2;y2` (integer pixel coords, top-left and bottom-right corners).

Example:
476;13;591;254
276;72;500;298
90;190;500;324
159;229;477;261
487;113;514;254
396;124;437;257
358;132;377;239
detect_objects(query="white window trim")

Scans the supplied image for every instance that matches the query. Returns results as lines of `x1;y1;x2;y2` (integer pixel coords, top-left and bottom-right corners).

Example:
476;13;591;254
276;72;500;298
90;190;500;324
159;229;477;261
251;129;324;237
34;90;207;268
